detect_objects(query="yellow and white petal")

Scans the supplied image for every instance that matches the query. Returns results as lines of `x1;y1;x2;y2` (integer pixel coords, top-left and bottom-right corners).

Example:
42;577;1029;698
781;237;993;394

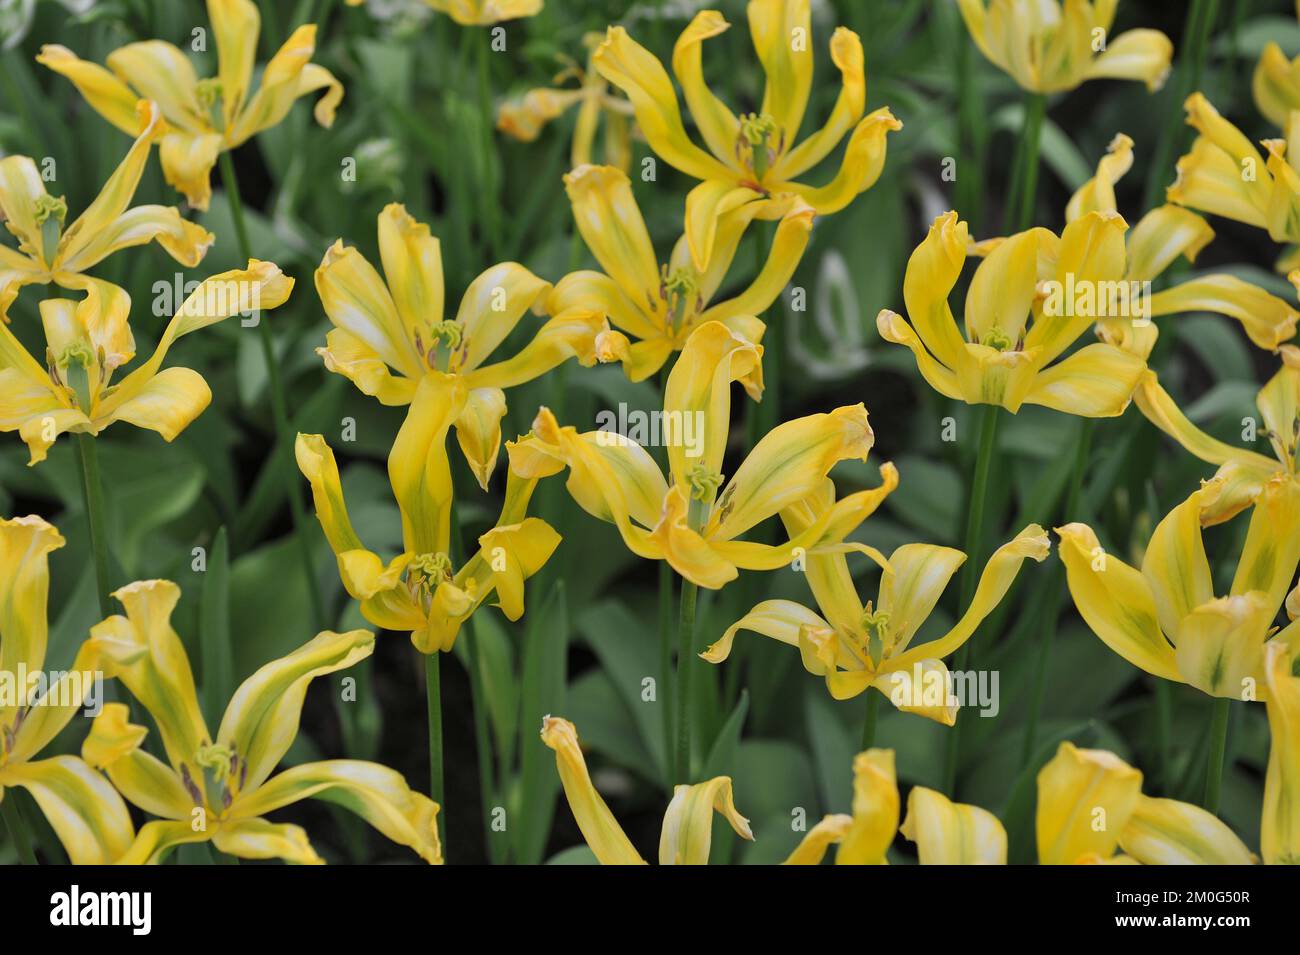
540;716;646;864
209;0;262;125
1085;29;1173;92
872;658;958;725
316;240;423;381
696;199;814;325
700;599;831;665
671;11;739;165
563;164;661;307
1119;794;1256;865
36;44;141;134
1230;475;1300;615
1140;477;1221;643
230;759;441;864
748;0;813;153
0;755;135;864
900;785;1007;864
81;704;193;820
317;328;419;406
877;543;966;652
898;211;973;373
1066;133;1133;220
876;309;965;400
774;107;901;214
775;27;866;179
452;262;552;374
1262;641;1300;864
1036;742;1142;865
781;813;853;864
455;386;507;490
8;640;103;763
95;366;211;444
463;308;608;391
1023;342;1146;418
377;203;445;340
212;817;323;864
0;155;51;263
709;403;873;542
1148;275;1298;352
88;580;210;775
886;525;1050;671
548;270;661;344
1055;522;1181;681
1134;370;1277;476
1176;593;1275;699
593;27;734;182
227;25;341;145
217;629;375;792
659;775;753;865
388;372;467;556
104;41;205;129
1124;205;1214;282
0;515;63;711
158;130;224;211
836;749;900;865
115;819;211;864
1253;41;1300;129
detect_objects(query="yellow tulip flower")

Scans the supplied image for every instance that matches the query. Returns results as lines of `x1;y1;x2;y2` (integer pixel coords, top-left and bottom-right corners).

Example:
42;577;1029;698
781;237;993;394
39;0;343;211
0;515;136;864
420;0;542;26
316;203;613;488
1255;40;1300;131
878;210;1148;415
541;715;751;864
592;1;901;271
1168;93;1300;272
497;34;634;171
507;321;896;590
1057;472;1300;701
955;0;1173;94
83;579;441;864
1134;345;1300;524
297;373;560;654
784;749;1006;864
982;132;1296;359
704;524;1049;723
0;259;293;465
1037;742;1254;864
0;101;212;299
552;163;813;383
1262;641;1300;864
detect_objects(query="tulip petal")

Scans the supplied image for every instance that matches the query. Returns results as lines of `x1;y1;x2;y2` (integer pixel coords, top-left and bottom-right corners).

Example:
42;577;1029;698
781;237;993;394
455;386;507;490
701;598;831;664
36;44;141;134
775;107;901;214
900;785;1007;864
378;203;445;340
228;25;342;145
564;164;661;308
781;814;853;864
671;11;739;163
1023;342;1146;418
1119;794;1256;864
1149;275;1298;352
316;239;423;381
105;41;204;130
836;749;899;865
776;27;866;179
748;0;813;148
659;775;753;865
230;759;441;863
0;515;63;729
453;263;552;374
464;308;608;391
1262;641;1300;864
0;755;135;864
1036;742;1142;865
218;629;374;792
1085;29;1173;91
541;716;646;864
388;372;467;556
82;703;193;821
1124;205;1214;282
209;0;261;125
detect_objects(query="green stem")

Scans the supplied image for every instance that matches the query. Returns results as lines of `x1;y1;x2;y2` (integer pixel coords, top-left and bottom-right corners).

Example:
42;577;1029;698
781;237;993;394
1203;697;1230;814
659;560;675;790
477;28;501;255
942;404;1001;795
218;152;326;634
467;637;502;863
1155;678;1173;793
1020;419;1093;766
1006;92;1046;233
1;796;37;864
425;651;446;853
952;5;986;228
674;578;699;785
74;432;113;618
860;691;880;751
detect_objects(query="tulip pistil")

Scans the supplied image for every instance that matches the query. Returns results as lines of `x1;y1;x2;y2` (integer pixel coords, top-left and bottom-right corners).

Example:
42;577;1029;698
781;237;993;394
33;194;67;266
738;112;780;184
861;601;892;666
419;321;465;372
196;78;226;130
686;464;723;530
659;264;700;332
409;552;455;596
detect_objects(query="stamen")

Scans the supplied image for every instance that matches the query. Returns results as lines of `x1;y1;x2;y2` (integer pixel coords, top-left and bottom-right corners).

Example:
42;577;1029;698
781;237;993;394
659;264;699;332
196;78;226;129
409;552;455;596
738;112;779;183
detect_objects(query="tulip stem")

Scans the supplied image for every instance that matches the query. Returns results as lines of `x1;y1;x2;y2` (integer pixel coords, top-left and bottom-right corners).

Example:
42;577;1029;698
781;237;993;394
1020;418;1093;766
1;796;37;864
1203;697;1230;814
942;403;1000;795
425;651;446;853
218;152;327;636
674;577;699;785
860;690;880;751
1005;92;1046;233
659;560;675;789
477;27;501;255
74;433;113;618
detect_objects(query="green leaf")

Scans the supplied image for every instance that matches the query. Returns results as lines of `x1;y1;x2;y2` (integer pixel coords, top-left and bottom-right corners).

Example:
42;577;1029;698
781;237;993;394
199;527;231;728
514;581;568;865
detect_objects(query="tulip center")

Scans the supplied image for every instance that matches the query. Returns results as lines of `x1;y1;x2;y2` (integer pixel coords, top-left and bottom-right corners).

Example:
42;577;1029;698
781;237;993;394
686;464;723;530
1267;411;1300;472
659;264;700;332
861;601;892;666
417;321;465;372
33;194;67;265
195;78;226;130
738;112;781;184
51;341;96;410
980;328;1016;352
409;551;455;596
185;742;244;816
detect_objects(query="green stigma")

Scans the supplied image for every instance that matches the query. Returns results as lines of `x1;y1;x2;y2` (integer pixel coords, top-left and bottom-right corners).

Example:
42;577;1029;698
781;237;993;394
659;264;698;331
420;321;465;371
980;328;1015;352
738;112;779;182
686;463;723;503
53;341;96;410
195;742;236;811
409;552;455;594
34;194;67;264
861;601;892;666
196;78;225;128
